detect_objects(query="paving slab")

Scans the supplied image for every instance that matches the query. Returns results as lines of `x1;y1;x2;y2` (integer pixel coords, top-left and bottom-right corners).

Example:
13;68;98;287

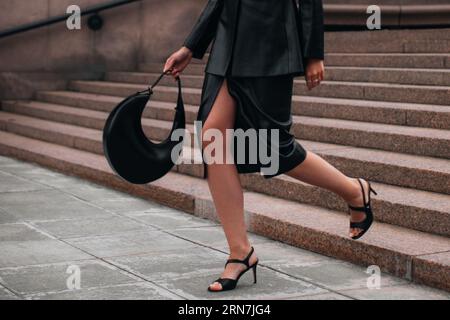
89;198;163;214
125;210;219;230
28;282;180;300
156;267;327;300
0;156;448;300
341;283;450;300
65;229;200;259
169;226;273;250
0;155;16;165
287;292;352;300
0;239;91;269
0;189;112;222
0;208;20;224
269;260;407;291
0;223;51;242
0;285;19;300
0;171;50;194
32;216;154;239
0;260;137;296
107;247;230;282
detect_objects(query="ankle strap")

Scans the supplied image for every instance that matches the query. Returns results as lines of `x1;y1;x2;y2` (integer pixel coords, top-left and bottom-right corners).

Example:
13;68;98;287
225;246;254;268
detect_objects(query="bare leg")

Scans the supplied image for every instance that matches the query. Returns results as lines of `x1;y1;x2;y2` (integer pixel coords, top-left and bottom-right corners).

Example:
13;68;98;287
284;150;371;238
201;79;258;291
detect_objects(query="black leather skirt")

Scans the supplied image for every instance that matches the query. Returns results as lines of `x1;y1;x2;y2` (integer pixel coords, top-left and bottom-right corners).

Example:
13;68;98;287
195;71;308;180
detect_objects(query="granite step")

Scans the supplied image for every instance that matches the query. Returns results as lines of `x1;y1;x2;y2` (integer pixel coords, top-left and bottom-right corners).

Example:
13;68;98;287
36;90;450;130
0;109;448;237
5;99;450;194
0;130;448;292
149;53;450;69
324;53;450;69
323;29;450;53
129;66;450;86
70;79;450;106
5;99;450;170
63;83;450;159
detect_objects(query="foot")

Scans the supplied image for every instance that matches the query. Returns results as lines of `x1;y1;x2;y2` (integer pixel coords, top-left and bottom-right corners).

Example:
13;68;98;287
208;246;259;292
347;178;371;238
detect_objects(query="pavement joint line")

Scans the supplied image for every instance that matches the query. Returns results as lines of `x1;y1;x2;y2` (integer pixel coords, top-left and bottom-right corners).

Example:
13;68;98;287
0;280;24;300
0;259;100;271
0;189;51;195
23;221;59;240
21;281;169;300
44;235;189;300
279;291;353;300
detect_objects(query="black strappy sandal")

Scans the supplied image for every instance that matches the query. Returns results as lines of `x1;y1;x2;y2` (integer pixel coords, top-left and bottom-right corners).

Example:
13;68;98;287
207;246;258;292
348;178;378;240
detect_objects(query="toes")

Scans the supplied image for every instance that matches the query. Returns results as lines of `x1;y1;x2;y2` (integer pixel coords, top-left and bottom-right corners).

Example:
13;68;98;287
209;282;222;291
349;228;363;238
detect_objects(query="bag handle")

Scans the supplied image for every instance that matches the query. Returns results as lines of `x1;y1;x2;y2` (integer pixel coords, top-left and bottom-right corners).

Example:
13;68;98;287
149;69;180;93
136;69;183;112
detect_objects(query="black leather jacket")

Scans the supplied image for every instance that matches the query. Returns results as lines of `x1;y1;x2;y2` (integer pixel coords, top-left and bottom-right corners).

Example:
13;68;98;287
183;0;324;77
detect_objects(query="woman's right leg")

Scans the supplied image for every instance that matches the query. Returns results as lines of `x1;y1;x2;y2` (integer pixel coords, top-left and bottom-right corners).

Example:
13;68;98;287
201;79;258;291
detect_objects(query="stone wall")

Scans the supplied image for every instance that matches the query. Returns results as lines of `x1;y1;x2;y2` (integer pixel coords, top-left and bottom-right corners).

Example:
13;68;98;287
0;0;204;99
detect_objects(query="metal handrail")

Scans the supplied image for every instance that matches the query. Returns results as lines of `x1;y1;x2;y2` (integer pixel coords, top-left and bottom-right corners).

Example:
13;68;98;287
0;0;141;39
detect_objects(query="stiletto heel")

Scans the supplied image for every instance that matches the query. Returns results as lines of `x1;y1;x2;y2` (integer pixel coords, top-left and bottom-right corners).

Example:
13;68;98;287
207;246;258;292
348;178;377;240
252;261;258;284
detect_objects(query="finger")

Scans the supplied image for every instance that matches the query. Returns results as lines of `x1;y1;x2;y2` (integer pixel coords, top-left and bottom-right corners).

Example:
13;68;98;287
306;76;312;90
172;68;180;77
164;58;174;73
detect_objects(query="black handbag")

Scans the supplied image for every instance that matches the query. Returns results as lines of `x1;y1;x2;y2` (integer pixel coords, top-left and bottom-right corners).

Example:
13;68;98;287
103;70;186;184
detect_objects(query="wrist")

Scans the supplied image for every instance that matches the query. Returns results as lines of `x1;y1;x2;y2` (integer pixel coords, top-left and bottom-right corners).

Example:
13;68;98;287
181;46;193;57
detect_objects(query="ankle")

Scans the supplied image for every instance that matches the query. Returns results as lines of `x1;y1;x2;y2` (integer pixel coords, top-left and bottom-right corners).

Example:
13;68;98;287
229;243;253;258
344;178;363;205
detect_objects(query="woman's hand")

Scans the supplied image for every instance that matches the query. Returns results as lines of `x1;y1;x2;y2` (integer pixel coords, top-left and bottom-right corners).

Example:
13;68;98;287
305;58;325;90
164;46;193;79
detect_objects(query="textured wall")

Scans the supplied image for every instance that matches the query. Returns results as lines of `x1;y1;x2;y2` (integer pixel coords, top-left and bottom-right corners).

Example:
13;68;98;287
0;0;205;99
0;0;204;73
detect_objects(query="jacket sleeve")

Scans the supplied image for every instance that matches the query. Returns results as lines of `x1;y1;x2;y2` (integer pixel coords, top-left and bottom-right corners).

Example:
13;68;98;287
297;0;325;60
183;0;224;60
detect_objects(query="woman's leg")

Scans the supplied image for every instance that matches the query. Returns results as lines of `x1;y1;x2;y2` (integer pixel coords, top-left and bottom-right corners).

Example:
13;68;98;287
201;79;258;291
284;151;371;238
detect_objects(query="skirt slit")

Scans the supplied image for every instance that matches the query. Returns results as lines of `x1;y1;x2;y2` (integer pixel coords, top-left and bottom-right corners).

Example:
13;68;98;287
195;72;308;180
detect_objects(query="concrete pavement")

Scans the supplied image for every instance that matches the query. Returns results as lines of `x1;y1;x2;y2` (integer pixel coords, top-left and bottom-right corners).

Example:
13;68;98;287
0;155;448;300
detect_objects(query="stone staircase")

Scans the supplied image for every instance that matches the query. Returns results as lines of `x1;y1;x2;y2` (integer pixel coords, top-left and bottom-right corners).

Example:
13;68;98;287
0;28;449;292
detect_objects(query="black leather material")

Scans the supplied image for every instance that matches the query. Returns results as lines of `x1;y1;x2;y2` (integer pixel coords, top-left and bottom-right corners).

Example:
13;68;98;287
103;72;186;184
196;73;307;180
183;0;324;77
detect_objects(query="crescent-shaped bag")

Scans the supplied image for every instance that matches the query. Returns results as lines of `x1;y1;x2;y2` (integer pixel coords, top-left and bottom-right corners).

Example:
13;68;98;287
103;70;186;184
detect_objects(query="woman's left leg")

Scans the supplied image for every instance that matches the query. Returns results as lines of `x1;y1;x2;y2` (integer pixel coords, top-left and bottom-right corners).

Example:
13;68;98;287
284;150;372;238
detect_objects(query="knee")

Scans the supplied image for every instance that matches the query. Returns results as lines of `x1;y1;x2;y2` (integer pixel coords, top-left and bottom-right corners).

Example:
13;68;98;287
201;121;232;149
